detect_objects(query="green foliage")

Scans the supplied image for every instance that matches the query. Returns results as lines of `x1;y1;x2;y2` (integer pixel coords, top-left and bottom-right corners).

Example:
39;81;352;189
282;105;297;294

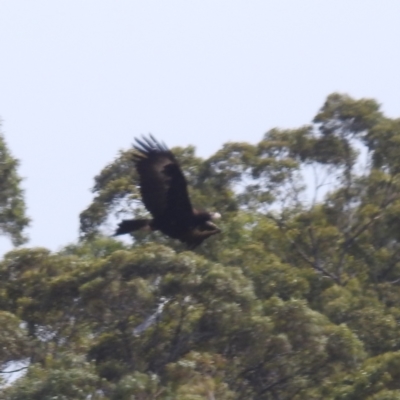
3;356;104;400
0;123;30;246
4;93;400;398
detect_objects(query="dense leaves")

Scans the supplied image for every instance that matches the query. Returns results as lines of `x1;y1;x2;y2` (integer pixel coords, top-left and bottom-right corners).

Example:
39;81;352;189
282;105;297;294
2;94;400;398
0;123;29;246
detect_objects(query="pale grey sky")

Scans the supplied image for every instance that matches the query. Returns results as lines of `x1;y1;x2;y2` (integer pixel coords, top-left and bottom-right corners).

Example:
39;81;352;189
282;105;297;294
1;1;399;254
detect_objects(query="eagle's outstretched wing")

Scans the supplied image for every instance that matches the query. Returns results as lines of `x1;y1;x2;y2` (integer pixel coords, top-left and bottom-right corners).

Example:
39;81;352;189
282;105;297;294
133;135;194;223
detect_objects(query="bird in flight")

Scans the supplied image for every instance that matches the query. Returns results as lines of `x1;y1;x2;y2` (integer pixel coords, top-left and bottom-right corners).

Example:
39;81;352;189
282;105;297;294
114;135;221;248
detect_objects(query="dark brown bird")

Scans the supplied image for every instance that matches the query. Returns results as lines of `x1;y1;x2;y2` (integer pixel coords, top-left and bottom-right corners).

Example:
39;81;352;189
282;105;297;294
114;135;221;248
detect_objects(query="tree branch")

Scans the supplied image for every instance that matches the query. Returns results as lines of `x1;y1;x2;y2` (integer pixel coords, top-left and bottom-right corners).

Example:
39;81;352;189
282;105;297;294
0;365;28;374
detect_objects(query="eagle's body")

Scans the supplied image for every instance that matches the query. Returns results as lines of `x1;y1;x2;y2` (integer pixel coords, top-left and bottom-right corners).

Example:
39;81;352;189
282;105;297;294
114;135;221;248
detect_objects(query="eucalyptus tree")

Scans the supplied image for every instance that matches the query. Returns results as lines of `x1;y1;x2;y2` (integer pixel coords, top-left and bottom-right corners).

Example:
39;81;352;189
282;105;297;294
0;123;29;246
4;95;400;398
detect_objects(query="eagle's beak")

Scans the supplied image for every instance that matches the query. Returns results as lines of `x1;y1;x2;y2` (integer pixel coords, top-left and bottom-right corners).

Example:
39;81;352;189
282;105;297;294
204;220;221;233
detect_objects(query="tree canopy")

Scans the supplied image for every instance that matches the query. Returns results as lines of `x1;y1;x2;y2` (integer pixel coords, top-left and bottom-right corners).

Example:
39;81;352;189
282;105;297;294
2;94;400;399
0;122;29;245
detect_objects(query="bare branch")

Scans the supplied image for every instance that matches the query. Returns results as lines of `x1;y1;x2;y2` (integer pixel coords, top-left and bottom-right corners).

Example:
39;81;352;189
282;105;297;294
268;215;340;283
0;365;28;374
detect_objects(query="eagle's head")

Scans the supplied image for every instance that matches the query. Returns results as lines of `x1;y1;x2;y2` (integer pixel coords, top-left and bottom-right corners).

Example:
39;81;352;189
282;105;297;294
210;212;221;220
